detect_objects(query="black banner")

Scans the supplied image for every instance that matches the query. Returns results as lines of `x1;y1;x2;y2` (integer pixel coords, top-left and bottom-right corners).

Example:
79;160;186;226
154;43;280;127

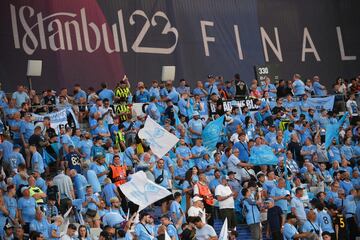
0;0;359;91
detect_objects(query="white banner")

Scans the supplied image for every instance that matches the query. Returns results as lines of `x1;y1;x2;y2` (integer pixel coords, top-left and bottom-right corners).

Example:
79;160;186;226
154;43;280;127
119;171;172;211
138;116;179;158
32;109;68;133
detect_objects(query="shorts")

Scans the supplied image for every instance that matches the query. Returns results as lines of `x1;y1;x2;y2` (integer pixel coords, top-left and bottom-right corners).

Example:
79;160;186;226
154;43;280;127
86;212;100;222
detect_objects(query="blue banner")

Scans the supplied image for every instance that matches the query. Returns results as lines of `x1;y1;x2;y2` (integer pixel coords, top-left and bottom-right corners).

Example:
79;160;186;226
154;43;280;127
202;115;225;153
249;145;278;166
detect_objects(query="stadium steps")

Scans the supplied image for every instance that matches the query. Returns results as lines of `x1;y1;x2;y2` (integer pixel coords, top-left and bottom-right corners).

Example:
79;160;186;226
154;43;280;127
213;219;268;240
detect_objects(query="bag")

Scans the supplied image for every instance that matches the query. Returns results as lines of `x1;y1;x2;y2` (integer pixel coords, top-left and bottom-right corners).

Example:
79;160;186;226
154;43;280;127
155;169;164;184
86;209;97;218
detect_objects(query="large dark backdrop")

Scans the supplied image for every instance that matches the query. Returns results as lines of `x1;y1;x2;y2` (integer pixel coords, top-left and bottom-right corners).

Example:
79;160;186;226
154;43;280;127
0;0;359;92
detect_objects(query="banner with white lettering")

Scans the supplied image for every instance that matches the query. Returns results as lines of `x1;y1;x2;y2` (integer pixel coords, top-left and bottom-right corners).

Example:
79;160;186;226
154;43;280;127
138;116;179;158
119;171;172;211
32;108;79;133
1;0;359;91
32;109;68;133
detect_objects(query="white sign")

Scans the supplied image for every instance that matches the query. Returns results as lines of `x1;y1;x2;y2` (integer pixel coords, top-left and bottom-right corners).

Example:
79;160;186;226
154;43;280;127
27;60;42;76
138;116;179;158
161;66;176;81
119;171;172;211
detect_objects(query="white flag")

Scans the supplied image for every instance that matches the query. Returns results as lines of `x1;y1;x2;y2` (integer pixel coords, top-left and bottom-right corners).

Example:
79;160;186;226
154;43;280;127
119;171;172;211
219;218;228;240
138;117;179;158
164;230;172;240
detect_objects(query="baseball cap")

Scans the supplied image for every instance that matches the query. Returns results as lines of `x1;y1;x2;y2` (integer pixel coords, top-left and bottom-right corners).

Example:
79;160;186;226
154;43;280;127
21;186;29;193
265;198;274;204
192;196;203;202
3;222;14;230
193;111;200;116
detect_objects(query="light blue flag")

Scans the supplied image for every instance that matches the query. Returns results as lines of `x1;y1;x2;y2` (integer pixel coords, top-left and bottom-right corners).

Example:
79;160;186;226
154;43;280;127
249;145;278;166
307;96;335;111
325;112;348;149
202;115;225;153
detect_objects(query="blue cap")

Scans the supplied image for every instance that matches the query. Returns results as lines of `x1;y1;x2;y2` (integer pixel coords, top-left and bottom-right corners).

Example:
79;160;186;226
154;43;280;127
13;144;21;149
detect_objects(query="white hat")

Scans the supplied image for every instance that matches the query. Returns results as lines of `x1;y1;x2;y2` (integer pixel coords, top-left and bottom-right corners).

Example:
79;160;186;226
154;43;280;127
192;196;203;202
193;111;200;116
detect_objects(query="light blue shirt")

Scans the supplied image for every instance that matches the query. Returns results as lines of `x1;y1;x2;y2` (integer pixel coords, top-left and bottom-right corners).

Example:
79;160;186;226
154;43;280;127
31;151;45;174
283;223;298;240
18;197;37;223
188;119;203;139
99;89;115;104
292;79;305;96
243;198;261;224
270;187;288;213
12;91;29;108
30;218;50;238
316;210;334;233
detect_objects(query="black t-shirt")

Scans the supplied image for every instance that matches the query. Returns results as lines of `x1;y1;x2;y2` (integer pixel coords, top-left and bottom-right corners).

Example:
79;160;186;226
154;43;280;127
277;86;292;98
47;185;59;201
28;134;45;153
272;106;286;115
267;206;283;232
333;214;346;238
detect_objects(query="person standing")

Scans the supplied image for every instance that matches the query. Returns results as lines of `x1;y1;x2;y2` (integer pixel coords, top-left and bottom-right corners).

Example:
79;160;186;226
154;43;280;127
265;198;283;240
291;187;307;227
242;188;262;240
292;74;305;97
107;155;127;187
194;174;215;226
346;93;359;125
215;176;236;231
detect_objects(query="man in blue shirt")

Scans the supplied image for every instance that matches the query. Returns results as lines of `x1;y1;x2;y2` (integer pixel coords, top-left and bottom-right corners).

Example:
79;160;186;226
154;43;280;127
30;210;50;238
160;215;179;240
12;85;30;108
188;112;204;142
98;83;115;105
20;113;34;146
232;133;249;162
90;156;108;186
270;178;290;215
29;144;45;174
7;144;25;173
313;76;327;97
283;213;312;240
135;84;150;103
18;187;38;233
146;96;161;122
292;74;305;96
242;188;261;240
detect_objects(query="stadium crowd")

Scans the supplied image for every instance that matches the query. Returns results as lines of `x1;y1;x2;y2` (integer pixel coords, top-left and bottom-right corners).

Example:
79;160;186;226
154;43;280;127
0;73;359;240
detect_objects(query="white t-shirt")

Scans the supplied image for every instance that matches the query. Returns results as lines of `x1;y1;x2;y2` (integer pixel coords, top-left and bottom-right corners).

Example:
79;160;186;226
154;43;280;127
195;224;217;240
290;196;306;221
346;100;358;116
230;133;239;143
188;206;206;223
215;184;234;209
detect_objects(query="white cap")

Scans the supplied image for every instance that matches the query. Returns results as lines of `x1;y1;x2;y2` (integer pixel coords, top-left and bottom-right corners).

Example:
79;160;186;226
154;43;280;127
192;196;203;202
